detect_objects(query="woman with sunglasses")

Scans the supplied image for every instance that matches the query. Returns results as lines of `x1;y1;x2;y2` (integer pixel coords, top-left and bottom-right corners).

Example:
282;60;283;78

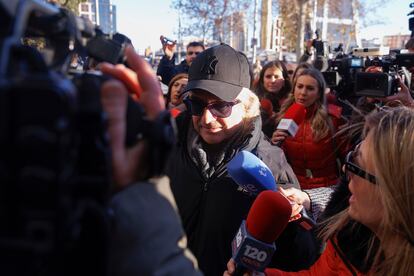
271;68;347;221
255;61;292;138
226;106;414;275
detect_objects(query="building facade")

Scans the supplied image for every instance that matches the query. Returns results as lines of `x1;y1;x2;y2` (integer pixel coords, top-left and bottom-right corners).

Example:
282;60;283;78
382;34;411;49
78;0;117;34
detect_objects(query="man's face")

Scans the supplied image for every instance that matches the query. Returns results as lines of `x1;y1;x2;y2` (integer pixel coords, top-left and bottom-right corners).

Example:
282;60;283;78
189;91;244;144
186;46;204;66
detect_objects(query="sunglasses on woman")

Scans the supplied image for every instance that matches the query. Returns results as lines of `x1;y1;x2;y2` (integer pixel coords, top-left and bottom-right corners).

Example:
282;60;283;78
183;96;240;118
344;143;377;185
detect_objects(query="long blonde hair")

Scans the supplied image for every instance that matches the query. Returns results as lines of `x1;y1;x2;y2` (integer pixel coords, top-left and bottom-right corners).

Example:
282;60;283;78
277;68;329;141
321;107;414;275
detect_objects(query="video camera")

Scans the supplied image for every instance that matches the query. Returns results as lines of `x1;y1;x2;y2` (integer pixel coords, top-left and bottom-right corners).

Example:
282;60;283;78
322;47;413;99
354;53;413;98
321;51;365;99
351;2;414;98
0;0;174;275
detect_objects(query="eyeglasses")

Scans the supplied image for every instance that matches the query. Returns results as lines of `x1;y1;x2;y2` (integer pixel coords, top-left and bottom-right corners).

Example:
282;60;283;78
183;97;240;118
344;143;377;185
187;51;201;56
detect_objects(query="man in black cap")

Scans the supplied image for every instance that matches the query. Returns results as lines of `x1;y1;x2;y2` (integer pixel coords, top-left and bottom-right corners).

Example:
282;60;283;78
165;44;319;275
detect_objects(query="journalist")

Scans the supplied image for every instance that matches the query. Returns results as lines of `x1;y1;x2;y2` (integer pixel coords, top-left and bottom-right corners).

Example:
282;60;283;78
225;106;414;276
157;38;205;85
254;60;292;138
271;68;348;221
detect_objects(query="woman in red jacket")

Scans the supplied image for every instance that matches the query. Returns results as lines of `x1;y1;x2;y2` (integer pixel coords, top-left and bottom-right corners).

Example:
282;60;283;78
225;107;414;275
272;68;346;189
269;68;347;221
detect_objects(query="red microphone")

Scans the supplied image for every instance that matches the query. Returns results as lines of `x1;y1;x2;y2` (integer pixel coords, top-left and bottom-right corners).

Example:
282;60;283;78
276;103;306;137
231;191;292;274
274;103;306;146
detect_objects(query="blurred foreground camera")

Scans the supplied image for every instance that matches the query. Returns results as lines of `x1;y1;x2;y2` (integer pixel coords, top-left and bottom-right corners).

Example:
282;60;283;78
0;0;174;275
409;2;414;36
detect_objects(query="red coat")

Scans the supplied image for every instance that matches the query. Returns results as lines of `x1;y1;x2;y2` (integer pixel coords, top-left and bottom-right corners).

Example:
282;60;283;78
265;239;367;276
281;104;346;189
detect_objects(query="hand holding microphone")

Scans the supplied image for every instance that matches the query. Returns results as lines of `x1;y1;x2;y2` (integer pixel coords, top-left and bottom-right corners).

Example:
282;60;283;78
271;130;289;145
230;191;292;276
227;151;315;230
271;103;306;146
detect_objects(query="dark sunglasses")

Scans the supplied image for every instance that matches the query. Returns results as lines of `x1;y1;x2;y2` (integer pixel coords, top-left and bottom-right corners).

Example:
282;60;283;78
344;143;377;185
187;51;201;56
183;97;240;118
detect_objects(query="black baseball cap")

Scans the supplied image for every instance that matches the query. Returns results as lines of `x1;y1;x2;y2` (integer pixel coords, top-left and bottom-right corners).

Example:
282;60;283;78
182;44;251;102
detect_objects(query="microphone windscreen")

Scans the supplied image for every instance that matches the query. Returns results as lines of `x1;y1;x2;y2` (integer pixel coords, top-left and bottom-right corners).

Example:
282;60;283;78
246;191;292;244
283;103;306;125
227;151;277;194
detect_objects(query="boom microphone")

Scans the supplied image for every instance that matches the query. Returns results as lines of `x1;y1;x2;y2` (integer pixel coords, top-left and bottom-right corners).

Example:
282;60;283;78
227;151;315;230
231;191;292;275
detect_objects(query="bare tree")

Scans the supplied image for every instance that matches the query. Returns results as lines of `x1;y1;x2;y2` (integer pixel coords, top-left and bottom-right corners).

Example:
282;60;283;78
173;0;250;45
49;0;87;14
277;0;387;60
294;0;311;61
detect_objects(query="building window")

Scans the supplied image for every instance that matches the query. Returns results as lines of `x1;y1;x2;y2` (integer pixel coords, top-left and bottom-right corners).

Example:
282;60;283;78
81;4;89;12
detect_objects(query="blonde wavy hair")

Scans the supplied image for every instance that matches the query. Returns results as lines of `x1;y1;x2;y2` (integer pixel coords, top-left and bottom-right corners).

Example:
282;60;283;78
320;107;414;275
236;87;261;119
277;68;329;141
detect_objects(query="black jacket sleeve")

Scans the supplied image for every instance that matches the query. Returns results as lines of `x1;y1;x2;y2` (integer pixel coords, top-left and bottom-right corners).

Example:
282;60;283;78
157;54;178;85
108;181;202;276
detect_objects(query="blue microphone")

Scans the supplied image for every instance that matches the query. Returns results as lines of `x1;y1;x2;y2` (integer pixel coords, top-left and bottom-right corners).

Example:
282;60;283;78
227;151;315;230
227;151;277;196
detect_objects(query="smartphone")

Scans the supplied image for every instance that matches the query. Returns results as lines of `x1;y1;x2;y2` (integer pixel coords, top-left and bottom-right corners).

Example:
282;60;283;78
161;36;176;46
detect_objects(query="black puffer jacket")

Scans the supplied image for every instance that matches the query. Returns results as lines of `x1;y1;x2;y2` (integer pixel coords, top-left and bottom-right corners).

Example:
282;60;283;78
165;112;319;276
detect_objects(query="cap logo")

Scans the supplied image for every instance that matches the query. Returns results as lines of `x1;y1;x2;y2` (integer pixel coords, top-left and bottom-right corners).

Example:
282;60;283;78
201;55;218;75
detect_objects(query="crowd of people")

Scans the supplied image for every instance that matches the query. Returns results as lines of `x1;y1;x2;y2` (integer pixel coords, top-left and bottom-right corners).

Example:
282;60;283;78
4;0;414;274
92;34;414;276
8;12;414;273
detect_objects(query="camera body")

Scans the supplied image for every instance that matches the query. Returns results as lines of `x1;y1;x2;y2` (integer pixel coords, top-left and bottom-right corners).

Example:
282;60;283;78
354;54;413;98
322;50;413;99
321;53;365;98
354;71;399;98
0;1;174;275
